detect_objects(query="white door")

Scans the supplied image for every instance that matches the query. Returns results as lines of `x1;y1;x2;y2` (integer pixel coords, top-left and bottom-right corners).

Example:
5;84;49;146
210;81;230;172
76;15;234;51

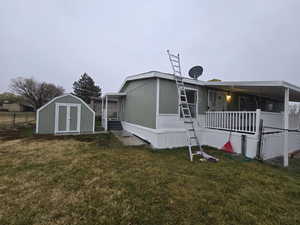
208;90;227;111
55;103;81;133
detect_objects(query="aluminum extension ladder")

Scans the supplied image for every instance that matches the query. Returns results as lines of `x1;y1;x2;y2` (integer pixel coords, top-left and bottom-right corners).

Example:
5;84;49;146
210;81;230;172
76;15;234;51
167;50;219;162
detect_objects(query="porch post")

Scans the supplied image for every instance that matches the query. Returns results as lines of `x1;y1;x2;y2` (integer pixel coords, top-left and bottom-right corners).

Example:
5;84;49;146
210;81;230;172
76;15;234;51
255;109;261;135
283;88;289;167
105;96;108;131
101;97;104;128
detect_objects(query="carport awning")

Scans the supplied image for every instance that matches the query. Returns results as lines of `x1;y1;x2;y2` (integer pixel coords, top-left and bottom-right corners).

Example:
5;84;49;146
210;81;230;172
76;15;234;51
102;92;126;99
205;81;300;102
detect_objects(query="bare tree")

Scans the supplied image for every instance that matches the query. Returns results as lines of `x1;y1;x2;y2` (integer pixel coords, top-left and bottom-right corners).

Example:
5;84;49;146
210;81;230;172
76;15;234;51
10;77;64;110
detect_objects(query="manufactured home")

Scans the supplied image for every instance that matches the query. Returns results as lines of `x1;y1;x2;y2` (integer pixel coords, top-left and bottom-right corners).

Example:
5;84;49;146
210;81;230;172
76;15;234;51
102;71;300;164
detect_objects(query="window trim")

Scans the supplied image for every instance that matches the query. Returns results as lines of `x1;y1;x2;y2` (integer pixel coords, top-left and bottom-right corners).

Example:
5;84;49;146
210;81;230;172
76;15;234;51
178;87;198;119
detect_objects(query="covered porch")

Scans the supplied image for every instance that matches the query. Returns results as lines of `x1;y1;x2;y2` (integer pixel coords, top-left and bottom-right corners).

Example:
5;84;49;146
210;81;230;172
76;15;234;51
101;92;126;131
204;81;300;167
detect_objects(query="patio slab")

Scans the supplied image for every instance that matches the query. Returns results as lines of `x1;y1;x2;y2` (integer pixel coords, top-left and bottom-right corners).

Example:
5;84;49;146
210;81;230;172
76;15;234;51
112;130;147;146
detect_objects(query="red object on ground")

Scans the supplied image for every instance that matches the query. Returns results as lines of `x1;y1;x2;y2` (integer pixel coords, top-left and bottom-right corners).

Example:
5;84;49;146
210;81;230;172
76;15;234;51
221;141;234;153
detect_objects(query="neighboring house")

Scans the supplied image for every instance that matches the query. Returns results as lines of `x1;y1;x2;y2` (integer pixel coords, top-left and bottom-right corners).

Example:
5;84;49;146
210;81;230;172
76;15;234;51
0;102;34;112
101;71;300;163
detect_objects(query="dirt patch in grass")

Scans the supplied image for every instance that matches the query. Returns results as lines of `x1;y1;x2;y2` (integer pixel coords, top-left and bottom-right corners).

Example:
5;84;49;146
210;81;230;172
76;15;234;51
0;132;299;225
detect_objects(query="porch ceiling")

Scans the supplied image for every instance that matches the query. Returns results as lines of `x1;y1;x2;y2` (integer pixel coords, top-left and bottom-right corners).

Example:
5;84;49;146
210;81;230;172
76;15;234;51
205;81;300;102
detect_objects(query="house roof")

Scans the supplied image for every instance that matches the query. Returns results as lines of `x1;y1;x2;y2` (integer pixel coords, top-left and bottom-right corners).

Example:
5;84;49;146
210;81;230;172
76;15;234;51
109;70;300;102
118;71;205;92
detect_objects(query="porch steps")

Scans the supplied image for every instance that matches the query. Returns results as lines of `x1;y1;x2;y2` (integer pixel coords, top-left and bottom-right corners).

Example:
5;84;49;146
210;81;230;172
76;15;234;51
108;121;123;130
167;50;219;162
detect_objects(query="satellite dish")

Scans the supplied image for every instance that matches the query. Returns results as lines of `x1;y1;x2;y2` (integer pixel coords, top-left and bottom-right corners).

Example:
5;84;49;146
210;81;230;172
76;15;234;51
188;66;203;80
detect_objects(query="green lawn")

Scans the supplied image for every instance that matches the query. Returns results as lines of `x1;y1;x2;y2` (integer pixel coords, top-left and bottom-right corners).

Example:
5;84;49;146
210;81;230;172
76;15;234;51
0;129;299;225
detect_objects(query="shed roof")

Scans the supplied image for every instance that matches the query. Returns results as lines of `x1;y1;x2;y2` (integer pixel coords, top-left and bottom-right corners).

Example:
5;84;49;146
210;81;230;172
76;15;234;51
37;94;95;113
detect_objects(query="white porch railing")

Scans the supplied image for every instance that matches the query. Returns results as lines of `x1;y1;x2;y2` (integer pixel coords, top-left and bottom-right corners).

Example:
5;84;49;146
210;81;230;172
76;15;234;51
108;112;120;121
205;109;261;134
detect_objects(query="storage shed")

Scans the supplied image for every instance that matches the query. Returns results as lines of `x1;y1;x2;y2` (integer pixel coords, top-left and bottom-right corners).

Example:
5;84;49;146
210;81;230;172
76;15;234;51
36;94;95;134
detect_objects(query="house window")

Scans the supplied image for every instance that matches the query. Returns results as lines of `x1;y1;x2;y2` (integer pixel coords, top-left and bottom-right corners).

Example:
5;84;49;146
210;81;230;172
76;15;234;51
180;89;197;118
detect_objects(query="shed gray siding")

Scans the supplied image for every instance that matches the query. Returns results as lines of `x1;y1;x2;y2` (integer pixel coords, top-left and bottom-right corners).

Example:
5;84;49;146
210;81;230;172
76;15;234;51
120;78;157;129
37;95;94;134
159;78;208;115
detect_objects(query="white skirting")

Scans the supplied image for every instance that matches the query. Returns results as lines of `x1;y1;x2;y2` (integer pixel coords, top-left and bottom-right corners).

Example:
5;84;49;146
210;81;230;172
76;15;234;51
121;121;259;159
123;112;300;160
262;132;300;159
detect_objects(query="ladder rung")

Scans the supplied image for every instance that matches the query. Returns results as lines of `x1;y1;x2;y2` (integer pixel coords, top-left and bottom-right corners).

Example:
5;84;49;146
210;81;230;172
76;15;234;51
169;54;179;58
184;121;193;123
170;57;179;61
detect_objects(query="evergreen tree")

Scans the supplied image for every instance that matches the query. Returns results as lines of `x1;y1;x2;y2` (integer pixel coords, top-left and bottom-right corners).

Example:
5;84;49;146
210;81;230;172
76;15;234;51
72;73;101;104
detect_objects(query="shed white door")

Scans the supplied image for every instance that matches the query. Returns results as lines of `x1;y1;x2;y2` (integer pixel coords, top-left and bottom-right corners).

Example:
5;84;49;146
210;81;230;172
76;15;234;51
55;103;81;133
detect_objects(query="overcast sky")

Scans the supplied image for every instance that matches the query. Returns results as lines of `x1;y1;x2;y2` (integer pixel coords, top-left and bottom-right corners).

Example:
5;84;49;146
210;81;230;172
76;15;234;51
1;0;300;94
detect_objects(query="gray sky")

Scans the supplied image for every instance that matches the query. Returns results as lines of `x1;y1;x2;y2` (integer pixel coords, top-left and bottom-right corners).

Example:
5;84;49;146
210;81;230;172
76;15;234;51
1;0;300;94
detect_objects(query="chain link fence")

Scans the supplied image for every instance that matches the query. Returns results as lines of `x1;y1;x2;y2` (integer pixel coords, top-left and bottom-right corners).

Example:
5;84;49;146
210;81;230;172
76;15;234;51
0;112;36;128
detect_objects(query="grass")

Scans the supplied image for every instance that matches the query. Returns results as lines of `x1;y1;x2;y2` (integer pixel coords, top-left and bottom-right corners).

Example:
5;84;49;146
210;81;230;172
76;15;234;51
0;128;299;225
